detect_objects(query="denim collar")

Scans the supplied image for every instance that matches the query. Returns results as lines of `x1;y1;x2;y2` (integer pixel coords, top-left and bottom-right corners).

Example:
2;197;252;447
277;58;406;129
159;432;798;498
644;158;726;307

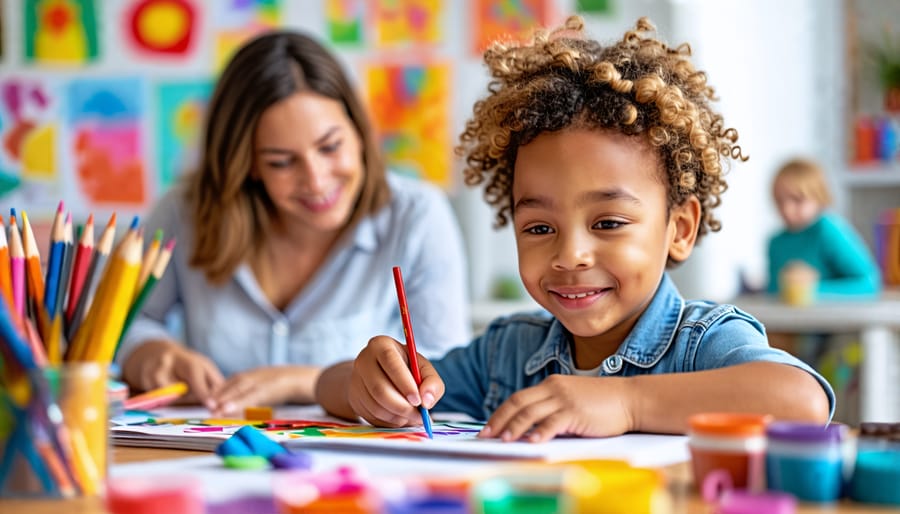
524;273;684;375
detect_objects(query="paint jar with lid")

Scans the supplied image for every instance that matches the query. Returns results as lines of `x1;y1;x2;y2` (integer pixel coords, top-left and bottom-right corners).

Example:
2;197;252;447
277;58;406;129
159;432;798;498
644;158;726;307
849;422;900;506
764;421;846;502
688;413;772;492
566;459;672;514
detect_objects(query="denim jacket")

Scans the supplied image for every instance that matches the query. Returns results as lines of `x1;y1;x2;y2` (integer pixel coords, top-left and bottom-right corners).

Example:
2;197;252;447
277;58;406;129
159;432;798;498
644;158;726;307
432;274;835;421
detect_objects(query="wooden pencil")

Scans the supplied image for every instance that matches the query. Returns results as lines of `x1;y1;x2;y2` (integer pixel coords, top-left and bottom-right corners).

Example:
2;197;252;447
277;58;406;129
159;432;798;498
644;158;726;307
65;214;95;326
114;238;175;360
69;223;137;361
8;214;26;319
84;229;143;363
21;211;44;310
66;213;115;344
43;202;66;317
134;228;162;302
55;213;75;318
0;215;13;311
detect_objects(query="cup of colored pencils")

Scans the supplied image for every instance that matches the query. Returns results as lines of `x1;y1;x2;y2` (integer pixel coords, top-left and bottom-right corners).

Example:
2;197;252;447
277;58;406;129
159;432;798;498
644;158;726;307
0;202;175;497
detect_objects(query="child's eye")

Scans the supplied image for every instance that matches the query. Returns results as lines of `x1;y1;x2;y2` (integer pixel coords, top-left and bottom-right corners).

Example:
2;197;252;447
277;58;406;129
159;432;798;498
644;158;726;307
594;219;626;230
523;224;553;235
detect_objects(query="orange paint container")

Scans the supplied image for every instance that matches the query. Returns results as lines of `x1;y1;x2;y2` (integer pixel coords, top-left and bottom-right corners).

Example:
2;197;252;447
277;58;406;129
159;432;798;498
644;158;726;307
688;413;772;492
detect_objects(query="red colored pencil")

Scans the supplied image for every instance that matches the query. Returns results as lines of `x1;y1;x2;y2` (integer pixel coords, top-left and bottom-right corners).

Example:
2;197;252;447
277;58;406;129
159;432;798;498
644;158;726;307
391;266;434;439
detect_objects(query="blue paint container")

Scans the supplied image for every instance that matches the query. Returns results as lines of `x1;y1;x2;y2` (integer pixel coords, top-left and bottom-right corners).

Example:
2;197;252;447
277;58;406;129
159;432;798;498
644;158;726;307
765;422;846;502
850;425;900;506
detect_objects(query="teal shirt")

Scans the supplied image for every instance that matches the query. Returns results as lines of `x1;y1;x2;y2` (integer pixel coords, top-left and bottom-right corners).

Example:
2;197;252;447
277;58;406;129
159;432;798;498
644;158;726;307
767;212;882;298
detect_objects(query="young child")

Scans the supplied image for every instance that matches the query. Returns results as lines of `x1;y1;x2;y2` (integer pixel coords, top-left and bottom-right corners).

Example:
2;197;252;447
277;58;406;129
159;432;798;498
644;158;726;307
317;16;834;441
767;157;882;299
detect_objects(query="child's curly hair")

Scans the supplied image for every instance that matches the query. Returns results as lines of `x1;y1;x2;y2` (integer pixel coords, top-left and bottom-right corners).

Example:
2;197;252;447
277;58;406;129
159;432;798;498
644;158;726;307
457;16;747;242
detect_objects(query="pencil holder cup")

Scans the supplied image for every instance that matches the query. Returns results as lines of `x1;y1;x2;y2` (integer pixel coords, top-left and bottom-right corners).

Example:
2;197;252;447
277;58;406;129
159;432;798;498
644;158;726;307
0;362;108;498
688;413;772;493
764;422;847;502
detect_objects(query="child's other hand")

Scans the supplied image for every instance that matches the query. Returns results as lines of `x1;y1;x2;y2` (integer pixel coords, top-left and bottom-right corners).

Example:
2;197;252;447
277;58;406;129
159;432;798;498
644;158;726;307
479;375;633;442
208;366;320;416
123;339;225;407
349;335;444;428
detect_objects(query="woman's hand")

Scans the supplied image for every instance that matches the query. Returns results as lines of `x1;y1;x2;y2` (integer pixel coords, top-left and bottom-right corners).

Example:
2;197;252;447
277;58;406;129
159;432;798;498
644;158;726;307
479;374;635;443
347;335;444;428
209;366;321;416
122;339;225;407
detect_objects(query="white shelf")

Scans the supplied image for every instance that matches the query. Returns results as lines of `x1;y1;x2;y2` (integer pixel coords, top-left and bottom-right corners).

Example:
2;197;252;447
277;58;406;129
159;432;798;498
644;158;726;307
842;164;900;187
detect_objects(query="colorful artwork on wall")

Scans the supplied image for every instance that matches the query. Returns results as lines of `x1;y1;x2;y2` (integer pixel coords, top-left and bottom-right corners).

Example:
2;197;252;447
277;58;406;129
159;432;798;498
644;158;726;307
24;0;99;64
0;77;61;211
576;0;613;15
471;0;553;56
212;0;281;71
67;78;147;207
325;0;364;46
372;0;442;48
125;0;199;57
156;81;213;190
366;62;452;189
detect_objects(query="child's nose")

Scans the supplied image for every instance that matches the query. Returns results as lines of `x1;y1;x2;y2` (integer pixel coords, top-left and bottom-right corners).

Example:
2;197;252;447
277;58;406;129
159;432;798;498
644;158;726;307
552;232;595;270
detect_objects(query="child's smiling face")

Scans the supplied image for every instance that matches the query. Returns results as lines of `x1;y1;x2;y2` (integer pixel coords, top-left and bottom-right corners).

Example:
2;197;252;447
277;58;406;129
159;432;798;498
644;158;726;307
512;128;700;365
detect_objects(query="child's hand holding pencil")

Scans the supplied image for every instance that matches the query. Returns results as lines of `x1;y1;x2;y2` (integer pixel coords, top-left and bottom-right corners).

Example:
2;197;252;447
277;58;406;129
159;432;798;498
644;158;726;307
347;335;444;430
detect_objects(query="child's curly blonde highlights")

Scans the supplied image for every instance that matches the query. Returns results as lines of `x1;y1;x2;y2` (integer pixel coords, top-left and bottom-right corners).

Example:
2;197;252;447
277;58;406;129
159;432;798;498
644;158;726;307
456;16;747;240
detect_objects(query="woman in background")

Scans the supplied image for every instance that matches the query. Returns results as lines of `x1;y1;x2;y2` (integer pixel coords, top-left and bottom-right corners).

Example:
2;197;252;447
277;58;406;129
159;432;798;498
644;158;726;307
117;31;471;416
767;157;881;299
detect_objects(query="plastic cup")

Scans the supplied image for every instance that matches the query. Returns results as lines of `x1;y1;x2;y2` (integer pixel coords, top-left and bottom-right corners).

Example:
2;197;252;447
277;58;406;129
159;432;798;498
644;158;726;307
0;362;108;498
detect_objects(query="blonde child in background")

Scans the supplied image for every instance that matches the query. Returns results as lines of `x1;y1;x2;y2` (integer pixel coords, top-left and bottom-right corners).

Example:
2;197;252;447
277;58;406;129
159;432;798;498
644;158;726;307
767;157;882;301
317;16;834;440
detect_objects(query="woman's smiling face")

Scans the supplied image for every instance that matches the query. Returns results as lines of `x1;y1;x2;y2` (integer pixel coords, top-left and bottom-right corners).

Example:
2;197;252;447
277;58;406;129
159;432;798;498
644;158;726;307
253;91;364;234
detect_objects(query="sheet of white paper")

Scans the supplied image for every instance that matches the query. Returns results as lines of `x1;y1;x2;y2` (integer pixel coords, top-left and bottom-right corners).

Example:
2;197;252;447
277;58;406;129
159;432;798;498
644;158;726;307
110;405;689;467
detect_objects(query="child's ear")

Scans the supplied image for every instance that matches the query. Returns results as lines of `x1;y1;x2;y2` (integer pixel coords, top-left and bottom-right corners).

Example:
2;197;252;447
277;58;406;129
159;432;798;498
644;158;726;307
667;196;701;263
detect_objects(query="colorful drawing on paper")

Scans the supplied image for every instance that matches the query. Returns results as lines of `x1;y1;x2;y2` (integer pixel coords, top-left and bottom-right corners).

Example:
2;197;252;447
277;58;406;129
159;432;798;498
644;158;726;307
212;0;281;71
24;0;99;64
576;0;613;15
471;0;552;56
156;81;213;189
372;0;442;48
0;77;61;209
366;63;452;189
144;418;483;441
325;0;364;46
125;0;198;57
67;78;147;207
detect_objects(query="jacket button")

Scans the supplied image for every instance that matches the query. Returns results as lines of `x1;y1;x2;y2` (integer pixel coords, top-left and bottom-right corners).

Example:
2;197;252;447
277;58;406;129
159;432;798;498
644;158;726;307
602;355;624;374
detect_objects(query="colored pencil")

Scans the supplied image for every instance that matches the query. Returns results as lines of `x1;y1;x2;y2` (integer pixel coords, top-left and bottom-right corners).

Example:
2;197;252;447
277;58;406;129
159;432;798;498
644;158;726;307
66;213;115;343
8;215;26;319
55;212;75;317
391;266;434;439
114;238;175;360
123;381;188;411
80;228;143;363
0;215;12;309
65;214;95;327
21;211;44;312
43;202;66;317
134;228;163;301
